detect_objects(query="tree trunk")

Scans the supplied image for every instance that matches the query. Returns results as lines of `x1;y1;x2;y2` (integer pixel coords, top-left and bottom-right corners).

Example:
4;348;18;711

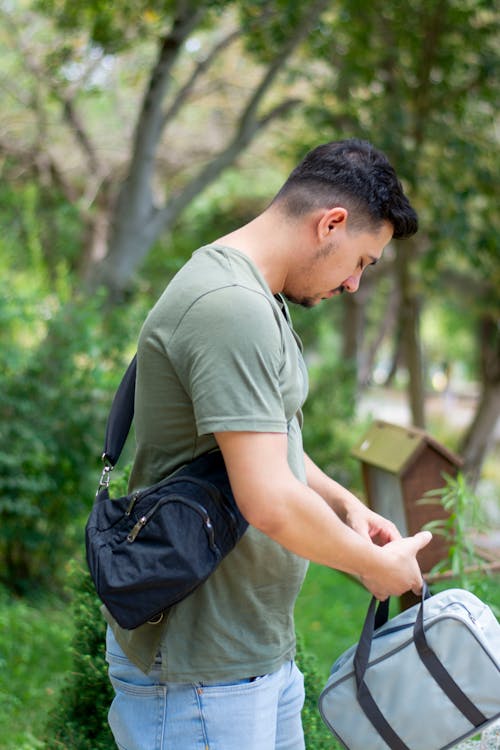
341;293;365;372
460;315;500;487
460;383;500;487
359;280;400;387
395;242;426;428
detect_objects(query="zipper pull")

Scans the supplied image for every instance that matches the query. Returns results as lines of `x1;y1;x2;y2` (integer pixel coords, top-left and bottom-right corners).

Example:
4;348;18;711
127;516;147;543
125;491;139;516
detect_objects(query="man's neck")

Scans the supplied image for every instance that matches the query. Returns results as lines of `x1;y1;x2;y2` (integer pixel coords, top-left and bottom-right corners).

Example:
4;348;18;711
215;208;307;295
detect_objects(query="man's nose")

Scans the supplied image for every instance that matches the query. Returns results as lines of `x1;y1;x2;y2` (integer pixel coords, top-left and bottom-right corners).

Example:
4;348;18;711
343;272;362;293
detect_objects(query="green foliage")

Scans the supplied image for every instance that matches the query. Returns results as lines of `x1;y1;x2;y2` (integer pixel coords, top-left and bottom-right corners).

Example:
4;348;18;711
0;287;133;592
37;0;180;51
0;178;83;285
240;0;326;62
38;0;326;59
420;472;495;597
0;585;73;750
0;149;146;593
295;308;364;490
44;562;114;749
297;637;341;750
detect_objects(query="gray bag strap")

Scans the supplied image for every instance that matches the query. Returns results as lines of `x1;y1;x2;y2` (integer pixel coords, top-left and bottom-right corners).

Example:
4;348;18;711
353;584;486;750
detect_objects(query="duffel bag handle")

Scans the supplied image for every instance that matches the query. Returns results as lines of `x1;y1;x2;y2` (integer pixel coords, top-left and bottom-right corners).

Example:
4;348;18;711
353;583;431;686
414;585;487;727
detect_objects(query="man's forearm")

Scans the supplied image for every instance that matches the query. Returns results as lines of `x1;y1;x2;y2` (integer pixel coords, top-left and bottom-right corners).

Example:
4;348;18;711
303;451;366;521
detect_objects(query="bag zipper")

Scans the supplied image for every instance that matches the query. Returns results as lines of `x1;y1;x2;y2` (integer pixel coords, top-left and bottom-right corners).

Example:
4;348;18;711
373;599;479;641
124;475;239;539
126;495;217;551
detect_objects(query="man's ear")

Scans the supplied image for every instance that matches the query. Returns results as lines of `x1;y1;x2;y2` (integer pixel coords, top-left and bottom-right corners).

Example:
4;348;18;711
317;207;348;240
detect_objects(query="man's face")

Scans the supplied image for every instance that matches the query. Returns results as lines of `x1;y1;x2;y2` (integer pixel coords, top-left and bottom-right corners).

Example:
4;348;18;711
284;221;393;308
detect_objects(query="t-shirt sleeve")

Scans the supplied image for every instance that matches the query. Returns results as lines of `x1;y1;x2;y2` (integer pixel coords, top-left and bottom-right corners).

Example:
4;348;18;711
168;285;287;436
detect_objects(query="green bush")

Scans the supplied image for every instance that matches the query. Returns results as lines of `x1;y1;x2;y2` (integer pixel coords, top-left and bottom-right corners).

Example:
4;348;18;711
0;585;73;750
0;286;134;592
44;562;115;749
298;637;341;749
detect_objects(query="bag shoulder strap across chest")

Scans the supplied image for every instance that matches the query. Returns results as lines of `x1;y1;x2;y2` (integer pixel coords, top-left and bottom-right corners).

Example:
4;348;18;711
97;355;137;491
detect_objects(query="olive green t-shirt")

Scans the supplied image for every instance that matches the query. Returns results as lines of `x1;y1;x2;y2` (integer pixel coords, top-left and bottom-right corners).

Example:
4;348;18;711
105;244;309;681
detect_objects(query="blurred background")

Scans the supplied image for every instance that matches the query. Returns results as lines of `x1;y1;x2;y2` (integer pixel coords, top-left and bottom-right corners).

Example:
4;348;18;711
0;1;498;747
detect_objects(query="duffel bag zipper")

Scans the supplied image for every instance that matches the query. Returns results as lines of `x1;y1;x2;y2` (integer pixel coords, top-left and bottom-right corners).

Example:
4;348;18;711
125;492;140;516
124;476;239;538
126;495;217;551
176;475;240;538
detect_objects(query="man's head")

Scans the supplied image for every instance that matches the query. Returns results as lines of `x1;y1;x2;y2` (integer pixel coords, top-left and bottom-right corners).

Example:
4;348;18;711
271;138;418;240
270;139;417;307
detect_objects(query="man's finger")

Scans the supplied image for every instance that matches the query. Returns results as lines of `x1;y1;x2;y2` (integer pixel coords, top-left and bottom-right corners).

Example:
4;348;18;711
411;530;433;551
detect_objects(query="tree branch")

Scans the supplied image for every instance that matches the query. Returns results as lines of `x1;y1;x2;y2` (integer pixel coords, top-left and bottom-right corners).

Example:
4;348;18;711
257;97;302;128
61;97;100;174
151;0;330;236
1;7;104;183
125;4;205;197
161;27;241;129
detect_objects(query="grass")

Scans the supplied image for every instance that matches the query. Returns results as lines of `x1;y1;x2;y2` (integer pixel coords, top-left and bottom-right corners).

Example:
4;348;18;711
295;565;371;680
0;586;73;750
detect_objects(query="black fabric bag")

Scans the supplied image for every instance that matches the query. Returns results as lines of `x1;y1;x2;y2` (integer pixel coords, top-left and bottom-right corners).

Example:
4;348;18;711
85;356;248;630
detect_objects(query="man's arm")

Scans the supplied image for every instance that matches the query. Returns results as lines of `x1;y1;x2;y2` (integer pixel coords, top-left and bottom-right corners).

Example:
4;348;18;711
215;431;431;601
303;451;401;546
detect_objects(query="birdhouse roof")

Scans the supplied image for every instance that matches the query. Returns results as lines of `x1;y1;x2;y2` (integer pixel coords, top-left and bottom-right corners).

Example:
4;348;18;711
351;420;462;475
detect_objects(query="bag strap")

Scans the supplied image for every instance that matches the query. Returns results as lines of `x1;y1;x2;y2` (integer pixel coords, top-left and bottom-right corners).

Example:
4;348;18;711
353;583;486;749
353;595;412;750
414;587;487;727
97;355;137;492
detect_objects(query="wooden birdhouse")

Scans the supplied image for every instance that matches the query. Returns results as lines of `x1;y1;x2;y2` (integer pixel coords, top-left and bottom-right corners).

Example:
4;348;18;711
351;420;463;576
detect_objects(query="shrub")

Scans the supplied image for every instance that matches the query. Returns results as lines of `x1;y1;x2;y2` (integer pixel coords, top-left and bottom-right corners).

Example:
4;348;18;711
44;562;115;749
297;637;340;749
0;287;133;592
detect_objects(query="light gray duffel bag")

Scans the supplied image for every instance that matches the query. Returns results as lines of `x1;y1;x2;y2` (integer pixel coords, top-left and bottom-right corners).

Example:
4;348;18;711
319;584;500;750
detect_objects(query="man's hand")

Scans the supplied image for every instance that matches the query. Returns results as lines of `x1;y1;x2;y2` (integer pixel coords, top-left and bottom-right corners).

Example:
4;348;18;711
344;505;401;546
359;531;432;600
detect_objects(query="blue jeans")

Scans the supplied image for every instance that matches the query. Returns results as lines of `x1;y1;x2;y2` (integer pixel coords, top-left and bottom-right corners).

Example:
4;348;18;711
106;627;305;750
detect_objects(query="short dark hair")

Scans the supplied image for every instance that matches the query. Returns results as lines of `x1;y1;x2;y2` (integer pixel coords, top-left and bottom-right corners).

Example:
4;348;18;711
272;139;418;239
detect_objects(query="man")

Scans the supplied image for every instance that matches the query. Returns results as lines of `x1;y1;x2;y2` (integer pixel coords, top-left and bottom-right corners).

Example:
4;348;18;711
105;139;432;750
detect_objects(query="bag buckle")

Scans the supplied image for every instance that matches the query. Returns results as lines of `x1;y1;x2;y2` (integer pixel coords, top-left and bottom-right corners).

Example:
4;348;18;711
97;454;114;494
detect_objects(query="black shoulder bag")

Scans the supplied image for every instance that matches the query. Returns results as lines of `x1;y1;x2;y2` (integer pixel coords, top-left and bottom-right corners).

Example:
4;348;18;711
85;355;249;630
